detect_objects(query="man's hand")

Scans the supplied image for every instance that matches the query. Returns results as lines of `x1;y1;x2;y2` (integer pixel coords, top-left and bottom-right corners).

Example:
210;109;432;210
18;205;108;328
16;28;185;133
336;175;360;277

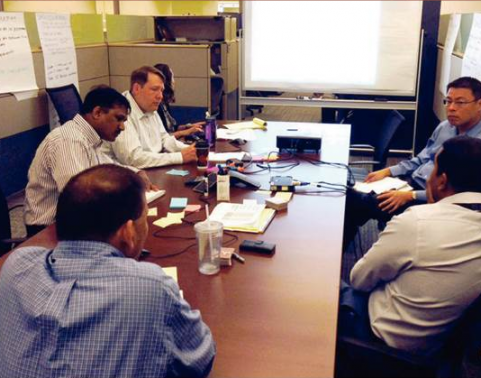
177;124;204;137
181;145;197;163
137;170;159;191
365;168;391;183
377;190;413;214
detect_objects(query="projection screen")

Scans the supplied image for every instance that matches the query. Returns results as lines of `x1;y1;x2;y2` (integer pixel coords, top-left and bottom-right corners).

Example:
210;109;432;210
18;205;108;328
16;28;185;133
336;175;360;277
243;1;423;96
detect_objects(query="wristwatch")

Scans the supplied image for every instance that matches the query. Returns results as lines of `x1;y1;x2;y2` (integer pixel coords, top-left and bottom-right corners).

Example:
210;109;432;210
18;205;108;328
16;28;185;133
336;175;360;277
411;191;417;201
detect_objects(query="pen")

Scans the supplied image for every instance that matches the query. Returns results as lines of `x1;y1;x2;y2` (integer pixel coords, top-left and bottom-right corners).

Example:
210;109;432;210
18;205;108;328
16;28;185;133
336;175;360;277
232;252;245;263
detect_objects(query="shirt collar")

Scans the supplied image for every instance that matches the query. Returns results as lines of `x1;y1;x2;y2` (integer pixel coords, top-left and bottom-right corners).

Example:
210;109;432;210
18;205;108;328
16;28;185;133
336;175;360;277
124;91;153;121
465;118;481;137
438;192;481;205
52;240;126;259
72;114;103;148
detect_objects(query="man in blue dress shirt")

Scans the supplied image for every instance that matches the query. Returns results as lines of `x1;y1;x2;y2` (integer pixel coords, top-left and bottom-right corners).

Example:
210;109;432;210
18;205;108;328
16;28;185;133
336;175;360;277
0;164;215;378
344;76;481;248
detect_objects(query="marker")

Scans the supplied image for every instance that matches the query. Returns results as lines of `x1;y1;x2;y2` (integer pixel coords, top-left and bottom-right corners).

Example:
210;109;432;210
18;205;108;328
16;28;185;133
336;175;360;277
232;252;245;263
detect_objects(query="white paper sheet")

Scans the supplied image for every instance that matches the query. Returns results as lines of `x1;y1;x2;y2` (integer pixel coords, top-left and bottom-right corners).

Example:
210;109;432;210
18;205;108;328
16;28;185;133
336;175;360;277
462;13;481;80
439;14;461;95
216;128;257;141
36;13;79;129
0;13;38;95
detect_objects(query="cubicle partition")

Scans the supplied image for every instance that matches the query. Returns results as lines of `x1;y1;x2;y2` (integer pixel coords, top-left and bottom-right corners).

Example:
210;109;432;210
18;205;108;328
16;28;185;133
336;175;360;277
0;12;240;196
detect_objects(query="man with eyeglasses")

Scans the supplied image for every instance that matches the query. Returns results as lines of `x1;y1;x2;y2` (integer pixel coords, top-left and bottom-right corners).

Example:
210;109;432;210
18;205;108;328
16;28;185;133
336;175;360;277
343;76;481;249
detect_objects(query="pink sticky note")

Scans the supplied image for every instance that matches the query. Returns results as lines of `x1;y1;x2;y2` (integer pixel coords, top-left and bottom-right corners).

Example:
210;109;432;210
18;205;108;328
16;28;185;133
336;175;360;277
185;204;202;213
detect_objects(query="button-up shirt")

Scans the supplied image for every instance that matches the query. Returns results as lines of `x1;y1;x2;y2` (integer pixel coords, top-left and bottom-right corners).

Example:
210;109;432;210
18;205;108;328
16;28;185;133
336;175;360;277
104;92;187;168
351;192;481;355
389;119;481;201
24;115;125;226
0;241;215;378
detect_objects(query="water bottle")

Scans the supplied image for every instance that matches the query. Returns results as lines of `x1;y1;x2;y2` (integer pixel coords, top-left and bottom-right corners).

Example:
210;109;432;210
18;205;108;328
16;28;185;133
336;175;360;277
205;115;217;148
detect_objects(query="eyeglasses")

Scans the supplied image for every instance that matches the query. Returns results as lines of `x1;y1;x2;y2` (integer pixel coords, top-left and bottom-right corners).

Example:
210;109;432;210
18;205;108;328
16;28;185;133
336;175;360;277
443;98;479;107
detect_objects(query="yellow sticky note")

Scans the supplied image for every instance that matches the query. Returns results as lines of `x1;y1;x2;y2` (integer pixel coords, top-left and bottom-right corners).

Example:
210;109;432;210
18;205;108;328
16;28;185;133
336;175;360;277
275;192;293;202
148;208;158;217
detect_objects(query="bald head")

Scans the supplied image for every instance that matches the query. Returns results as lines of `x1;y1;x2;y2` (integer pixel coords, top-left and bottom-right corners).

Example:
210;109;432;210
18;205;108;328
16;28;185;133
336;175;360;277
56;164;146;242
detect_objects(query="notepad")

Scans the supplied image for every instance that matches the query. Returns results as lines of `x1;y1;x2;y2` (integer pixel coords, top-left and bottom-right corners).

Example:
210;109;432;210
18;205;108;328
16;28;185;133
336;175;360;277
354;177;412;195
208;152;246;162
170;197;188;209
208;202;276;233
146;190;166;204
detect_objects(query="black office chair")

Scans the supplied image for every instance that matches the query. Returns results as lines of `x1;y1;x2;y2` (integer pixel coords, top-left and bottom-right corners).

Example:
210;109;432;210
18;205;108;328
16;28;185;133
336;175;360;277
45;84;82;125
335;294;481;378
0;187;26;257
210;75;224;118
349;110;405;183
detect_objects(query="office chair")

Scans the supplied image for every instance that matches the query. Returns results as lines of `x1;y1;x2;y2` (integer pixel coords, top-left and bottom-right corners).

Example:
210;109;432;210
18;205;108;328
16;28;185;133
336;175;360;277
210;75;224;118
349;110;405;183
335;293;481;378
45;84;82;125
0;187;26;257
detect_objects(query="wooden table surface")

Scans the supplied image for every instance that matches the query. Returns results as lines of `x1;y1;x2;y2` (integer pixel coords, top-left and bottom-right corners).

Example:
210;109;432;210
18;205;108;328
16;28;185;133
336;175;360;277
1;122;351;378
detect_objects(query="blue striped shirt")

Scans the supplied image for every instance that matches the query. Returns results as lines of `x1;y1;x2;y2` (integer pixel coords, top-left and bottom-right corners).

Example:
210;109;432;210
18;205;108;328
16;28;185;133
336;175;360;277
0;241;215;378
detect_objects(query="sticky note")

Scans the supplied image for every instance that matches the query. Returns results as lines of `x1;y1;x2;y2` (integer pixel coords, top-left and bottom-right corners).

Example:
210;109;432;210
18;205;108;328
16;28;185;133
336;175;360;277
153;212;185;228
185;204;202;213
256;190;272;196
275;192;293;202
148;208;158;217
166;169;190;176
170;197;188;209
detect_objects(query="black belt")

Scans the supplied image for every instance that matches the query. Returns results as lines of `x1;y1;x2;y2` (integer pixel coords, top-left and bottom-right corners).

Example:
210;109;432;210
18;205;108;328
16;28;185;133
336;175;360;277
455;203;481;212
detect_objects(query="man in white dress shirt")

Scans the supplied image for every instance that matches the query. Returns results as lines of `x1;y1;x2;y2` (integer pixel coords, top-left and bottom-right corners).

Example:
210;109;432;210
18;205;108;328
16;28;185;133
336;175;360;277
105;66;197;168
338;136;481;356
24;86;157;236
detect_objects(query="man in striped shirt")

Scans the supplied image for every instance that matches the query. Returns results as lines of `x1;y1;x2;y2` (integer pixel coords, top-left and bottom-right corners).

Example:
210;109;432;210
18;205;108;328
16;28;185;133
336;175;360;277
104;66;198;168
24;86;156;236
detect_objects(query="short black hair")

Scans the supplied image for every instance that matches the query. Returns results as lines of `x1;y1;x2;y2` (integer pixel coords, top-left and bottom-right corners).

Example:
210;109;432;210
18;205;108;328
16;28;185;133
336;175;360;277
437;136;481;193
81;86;131;115
154;63;175;104
447;77;481;100
56;164;146;241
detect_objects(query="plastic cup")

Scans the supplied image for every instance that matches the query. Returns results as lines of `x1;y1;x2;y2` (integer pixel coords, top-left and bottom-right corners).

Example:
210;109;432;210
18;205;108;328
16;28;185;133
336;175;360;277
194;220;223;275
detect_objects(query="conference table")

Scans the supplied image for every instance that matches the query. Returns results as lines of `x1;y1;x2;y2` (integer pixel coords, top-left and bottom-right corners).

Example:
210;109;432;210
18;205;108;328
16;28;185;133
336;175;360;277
2;121;351;377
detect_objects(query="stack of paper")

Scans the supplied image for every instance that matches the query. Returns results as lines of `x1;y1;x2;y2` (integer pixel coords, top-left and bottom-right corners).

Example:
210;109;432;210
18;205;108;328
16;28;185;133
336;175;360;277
146;190;166;204
216;128;257;141
354;177;412;195
208;152;246;162
208;202;275;233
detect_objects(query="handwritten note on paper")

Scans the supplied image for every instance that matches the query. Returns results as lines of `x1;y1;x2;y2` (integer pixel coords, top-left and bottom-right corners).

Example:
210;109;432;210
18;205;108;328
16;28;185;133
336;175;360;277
462;13;481;80
0;12;38;94
36;13;79;89
439;14;461;95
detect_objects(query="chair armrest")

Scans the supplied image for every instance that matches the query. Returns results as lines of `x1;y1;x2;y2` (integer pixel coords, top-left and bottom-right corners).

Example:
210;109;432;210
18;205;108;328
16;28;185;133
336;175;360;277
338;335;436;368
349;160;381;166
350;144;375;150
1;237;27;249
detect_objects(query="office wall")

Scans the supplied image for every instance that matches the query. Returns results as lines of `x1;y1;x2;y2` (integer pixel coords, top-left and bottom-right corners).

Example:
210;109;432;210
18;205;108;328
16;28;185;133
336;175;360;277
171;1;218;15
441;1;481;15
4;1;97;13
119;1;171;16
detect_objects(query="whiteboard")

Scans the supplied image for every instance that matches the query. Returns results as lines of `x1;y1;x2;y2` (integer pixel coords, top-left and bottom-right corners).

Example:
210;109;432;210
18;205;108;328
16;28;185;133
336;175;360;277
243;1;423;96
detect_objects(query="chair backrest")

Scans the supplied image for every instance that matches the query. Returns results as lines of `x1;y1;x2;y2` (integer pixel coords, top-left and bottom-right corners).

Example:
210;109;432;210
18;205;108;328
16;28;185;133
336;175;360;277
210;75;224;118
372;110;405;171
0;186;12;255
45;84;82;125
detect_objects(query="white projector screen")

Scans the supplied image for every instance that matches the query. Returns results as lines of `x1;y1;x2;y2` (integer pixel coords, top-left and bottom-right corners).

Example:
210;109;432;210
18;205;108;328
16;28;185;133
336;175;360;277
243;1;423;96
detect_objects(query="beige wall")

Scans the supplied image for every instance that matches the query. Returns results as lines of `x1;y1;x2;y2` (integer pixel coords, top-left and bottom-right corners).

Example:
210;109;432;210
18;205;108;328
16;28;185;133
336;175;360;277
441;1;481;14
119;1;171;16
171;1;218;15
4;1;97;13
